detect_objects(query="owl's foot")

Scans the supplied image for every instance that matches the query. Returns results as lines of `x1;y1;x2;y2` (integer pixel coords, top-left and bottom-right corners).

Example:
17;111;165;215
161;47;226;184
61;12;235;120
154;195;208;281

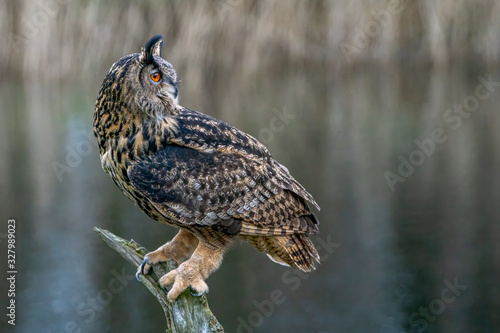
158;241;227;302
136;229;199;280
136;250;171;281
159;259;209;301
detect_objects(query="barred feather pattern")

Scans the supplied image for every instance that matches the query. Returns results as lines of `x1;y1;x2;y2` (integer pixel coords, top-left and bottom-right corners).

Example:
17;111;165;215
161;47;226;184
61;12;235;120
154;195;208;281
241;233;320;272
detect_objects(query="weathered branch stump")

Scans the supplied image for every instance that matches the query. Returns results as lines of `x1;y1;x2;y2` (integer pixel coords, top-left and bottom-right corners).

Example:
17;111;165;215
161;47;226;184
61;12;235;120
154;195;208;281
93;227;224;333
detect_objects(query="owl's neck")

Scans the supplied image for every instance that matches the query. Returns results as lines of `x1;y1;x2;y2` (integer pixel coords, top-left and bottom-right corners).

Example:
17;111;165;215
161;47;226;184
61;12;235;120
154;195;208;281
95;108;179;165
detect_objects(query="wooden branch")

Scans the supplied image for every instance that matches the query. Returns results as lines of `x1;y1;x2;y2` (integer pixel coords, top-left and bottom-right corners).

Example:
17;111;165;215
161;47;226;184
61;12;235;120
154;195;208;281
93;227;224;333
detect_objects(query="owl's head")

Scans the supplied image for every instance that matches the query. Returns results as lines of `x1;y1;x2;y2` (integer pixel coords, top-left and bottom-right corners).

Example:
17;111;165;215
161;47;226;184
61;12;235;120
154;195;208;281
94;35;181;151
98;35;180;121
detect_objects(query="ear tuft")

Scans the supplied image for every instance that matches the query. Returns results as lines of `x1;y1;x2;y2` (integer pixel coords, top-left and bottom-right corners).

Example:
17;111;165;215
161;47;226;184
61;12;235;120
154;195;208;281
141;34;164;64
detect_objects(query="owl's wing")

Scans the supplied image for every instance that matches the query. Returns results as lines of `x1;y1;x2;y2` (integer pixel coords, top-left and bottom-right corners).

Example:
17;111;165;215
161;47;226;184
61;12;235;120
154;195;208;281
128;143;319;235
171;108;320;210
128;110;319;236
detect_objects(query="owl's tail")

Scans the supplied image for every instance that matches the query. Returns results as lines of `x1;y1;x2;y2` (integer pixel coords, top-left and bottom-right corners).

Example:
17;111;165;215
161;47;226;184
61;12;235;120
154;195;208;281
243;234;320;272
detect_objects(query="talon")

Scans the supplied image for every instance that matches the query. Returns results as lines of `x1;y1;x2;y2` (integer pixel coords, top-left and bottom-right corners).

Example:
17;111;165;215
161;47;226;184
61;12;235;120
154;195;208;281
190;288;203;297
140;256;150;274
162;286;170;293
136;256;151;282
161;263;209;302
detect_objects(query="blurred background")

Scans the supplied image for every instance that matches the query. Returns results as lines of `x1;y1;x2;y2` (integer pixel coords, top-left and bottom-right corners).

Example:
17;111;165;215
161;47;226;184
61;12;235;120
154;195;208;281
1;1;500;332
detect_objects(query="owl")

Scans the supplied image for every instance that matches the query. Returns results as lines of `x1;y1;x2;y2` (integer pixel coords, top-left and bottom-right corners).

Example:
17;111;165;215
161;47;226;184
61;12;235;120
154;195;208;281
93;35;320;301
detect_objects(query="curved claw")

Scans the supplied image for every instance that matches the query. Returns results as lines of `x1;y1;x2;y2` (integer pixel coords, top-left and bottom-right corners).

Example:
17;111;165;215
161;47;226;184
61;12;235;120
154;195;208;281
136;256;151;282
190;288;204;297
140;256;150;274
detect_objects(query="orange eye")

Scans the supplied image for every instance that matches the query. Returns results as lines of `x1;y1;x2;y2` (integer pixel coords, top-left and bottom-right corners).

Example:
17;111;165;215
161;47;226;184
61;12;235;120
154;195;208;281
150;72;161;82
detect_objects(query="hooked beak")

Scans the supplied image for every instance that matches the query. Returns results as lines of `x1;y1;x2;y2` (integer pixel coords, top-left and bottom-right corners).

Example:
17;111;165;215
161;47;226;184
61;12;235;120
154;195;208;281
158;84;179;107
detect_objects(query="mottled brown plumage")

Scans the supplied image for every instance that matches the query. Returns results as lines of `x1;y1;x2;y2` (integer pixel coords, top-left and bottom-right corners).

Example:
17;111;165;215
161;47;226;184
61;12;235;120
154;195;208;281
93;35;320;301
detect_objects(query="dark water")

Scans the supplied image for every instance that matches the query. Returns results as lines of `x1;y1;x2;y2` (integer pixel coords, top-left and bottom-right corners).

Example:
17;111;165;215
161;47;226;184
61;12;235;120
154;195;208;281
1;64;499;333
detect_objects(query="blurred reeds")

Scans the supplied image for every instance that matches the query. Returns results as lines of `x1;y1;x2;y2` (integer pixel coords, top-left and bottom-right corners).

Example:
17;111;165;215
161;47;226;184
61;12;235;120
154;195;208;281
2;0;500;84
